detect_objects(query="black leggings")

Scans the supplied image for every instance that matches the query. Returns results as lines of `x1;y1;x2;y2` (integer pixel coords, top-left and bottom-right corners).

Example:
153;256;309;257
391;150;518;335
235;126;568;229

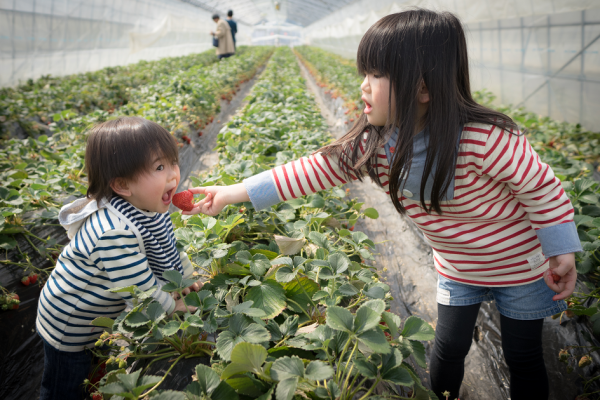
430;303;548;400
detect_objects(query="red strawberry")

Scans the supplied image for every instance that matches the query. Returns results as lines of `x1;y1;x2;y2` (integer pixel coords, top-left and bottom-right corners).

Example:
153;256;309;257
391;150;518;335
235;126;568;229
183;105;188;111
29;273;38;284
21;276;31;286
172;190;194;211
551;273;561;283
92;393;103;400
198;131;203;137
349;226;355;231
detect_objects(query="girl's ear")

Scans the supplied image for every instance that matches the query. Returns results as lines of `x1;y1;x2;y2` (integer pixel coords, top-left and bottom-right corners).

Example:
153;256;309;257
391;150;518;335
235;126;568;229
110;178;132;197
418;81;430;104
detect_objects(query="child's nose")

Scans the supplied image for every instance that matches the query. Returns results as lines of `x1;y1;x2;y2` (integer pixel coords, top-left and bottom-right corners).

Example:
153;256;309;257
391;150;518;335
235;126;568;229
361;76;370;92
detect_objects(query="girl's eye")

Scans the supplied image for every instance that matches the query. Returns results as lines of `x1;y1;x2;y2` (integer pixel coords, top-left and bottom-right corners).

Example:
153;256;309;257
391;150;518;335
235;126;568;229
373;74;382;79
156;164;164;171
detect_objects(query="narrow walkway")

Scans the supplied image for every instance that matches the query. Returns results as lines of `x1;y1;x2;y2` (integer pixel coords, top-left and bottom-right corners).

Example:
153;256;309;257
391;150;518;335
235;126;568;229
171;62;267;212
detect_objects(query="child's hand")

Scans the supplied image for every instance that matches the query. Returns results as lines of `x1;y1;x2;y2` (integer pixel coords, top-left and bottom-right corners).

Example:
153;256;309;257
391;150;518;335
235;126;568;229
180;279;204;296
543;253;577;301
171;298;197;315
182;183;250;216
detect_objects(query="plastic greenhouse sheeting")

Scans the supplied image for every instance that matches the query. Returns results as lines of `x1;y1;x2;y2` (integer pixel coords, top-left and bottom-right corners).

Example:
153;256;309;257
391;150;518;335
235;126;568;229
302;0;600;130
0;0;251;87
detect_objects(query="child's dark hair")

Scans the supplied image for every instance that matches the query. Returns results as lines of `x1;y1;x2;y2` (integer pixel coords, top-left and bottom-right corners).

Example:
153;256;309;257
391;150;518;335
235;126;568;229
85;116;179;201
321;9;519;215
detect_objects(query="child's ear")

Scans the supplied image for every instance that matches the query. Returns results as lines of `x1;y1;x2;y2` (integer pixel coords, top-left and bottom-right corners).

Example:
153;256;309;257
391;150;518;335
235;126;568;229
418;81;430;104
110;178;132;197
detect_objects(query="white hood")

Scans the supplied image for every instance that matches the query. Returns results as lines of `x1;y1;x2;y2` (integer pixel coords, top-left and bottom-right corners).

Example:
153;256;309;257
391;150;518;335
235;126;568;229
58;197;108;239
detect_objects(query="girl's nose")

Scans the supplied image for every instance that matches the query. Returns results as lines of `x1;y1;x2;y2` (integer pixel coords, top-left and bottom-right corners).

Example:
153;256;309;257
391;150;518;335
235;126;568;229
360;76;370;92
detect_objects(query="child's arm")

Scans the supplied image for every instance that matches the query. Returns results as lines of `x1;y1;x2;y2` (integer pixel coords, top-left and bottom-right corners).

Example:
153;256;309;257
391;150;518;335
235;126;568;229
94;229;195;314
184;137;378;216
482;127;582;300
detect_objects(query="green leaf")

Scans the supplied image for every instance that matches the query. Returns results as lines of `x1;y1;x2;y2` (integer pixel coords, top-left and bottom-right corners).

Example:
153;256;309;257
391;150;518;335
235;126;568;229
353;303;382;334
284;277;319;313
361;299;386;314
250;249;280;260
328;252;349;274
91;317;115;328
160;282;180;292
338;283;359;296
217;315;271;361
275;266;297;283
276;377;299;400
401;316;435;341
117;369;142;391
210;381;239;400
246;280;287;319
326;306;354;333
409;340;427;368
162;270;183;286
381;311;402;338
151;390;187;400
364;286;385;299
363;207;379;219
184;291;202;308
222;342;268;380
161;320;180;336
99;382;129;395
353;357;377;378
125;312;150;328
304;360;333;381
192;364;221;395
357;329;391;354
270;356;305;380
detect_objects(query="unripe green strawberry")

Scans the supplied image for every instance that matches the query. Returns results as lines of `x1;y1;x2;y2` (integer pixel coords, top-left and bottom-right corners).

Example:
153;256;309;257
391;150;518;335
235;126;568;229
95;340;103;347
558;349;569;362
119;360;127;368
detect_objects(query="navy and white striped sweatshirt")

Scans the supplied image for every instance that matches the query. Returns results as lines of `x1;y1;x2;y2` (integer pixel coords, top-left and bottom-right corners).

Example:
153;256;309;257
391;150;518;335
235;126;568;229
36;196;194;352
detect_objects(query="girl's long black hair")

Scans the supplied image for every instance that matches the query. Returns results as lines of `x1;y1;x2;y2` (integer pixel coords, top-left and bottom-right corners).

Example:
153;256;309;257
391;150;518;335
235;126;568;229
319;9;519;215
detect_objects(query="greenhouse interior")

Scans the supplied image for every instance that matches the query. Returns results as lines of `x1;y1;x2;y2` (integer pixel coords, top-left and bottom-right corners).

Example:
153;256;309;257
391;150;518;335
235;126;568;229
1;0;599;399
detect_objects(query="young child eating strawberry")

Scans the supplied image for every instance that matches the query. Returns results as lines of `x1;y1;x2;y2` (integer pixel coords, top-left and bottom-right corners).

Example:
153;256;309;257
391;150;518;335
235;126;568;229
36;117;200;400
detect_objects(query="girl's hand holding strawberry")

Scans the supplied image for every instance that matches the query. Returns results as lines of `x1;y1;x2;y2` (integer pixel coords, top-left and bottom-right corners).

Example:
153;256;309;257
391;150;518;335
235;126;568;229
543;253;577;301
181;183;250;216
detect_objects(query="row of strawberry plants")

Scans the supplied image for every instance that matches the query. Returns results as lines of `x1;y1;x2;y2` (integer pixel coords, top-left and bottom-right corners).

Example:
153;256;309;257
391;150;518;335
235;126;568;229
294;46;364;121
0;47;273;301
0;48;253;139
88;46;436;400
296;45;600;329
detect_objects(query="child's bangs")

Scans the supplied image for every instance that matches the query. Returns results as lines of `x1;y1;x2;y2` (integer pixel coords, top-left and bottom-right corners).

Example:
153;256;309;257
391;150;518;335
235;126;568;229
356;18;395;78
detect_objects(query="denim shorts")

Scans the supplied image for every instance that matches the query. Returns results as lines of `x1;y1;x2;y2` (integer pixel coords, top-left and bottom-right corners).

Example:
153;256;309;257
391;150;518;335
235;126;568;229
436;274;567;320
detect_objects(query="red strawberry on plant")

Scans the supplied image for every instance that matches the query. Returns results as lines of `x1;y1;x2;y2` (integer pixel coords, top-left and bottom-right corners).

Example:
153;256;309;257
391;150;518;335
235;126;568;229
29;273;38;284
172;190;194;211
21;276;31;286
92;393;103;400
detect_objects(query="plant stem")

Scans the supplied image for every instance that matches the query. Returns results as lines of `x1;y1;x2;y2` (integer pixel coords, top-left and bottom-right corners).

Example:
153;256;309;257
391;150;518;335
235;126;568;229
141;354;185;397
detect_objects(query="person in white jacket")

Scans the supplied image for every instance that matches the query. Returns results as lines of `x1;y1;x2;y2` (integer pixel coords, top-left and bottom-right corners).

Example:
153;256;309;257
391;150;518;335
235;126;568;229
36;117;200;400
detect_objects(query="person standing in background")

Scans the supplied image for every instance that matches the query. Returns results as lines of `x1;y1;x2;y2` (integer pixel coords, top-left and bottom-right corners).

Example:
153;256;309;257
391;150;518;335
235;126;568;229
226;10;237;50
210;13;234;60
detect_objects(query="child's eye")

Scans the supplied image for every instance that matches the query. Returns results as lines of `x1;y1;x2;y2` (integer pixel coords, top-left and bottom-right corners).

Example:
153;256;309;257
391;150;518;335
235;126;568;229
156;164;164;171
373;74;382;79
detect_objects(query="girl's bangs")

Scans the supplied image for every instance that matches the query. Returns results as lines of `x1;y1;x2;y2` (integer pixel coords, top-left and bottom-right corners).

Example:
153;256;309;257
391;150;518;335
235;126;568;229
356;20;394;77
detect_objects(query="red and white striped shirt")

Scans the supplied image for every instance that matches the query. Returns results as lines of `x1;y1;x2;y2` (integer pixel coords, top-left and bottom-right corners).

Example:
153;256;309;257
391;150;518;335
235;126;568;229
245;122;582;286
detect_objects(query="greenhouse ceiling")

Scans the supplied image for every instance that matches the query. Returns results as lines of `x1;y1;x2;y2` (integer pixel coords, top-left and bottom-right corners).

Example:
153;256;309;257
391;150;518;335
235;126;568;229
180;0;358;26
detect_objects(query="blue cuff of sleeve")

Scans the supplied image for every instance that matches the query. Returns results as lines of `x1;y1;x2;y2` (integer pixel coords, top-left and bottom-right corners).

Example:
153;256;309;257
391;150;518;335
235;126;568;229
244;170;281;211
536;221;583;257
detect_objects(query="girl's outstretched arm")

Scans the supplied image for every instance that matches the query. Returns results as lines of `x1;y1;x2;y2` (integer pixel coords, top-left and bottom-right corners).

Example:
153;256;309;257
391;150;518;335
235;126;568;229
183;134;380;216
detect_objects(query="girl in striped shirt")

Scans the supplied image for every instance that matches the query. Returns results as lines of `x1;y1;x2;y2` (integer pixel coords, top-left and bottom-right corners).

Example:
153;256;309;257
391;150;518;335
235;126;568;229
37;117;200;400
186;10;582;400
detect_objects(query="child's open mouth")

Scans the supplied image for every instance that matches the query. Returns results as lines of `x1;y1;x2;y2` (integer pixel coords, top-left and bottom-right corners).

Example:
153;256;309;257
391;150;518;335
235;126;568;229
363;98;372;114
162;188;175;205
